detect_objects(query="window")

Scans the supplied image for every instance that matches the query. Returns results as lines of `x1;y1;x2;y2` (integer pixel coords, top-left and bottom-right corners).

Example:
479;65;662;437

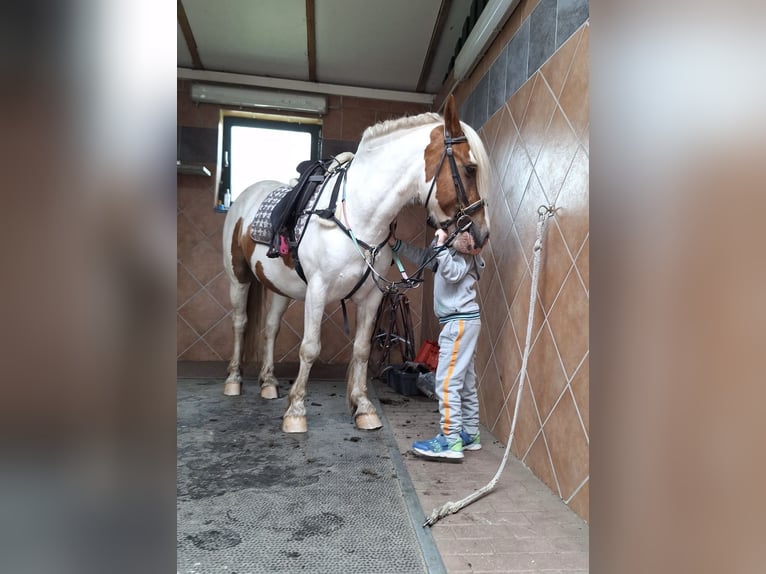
216;113;321;210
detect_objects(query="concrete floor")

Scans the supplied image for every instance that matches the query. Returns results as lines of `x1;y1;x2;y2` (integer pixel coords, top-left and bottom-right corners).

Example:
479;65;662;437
178;362;588;573
373;378;589;573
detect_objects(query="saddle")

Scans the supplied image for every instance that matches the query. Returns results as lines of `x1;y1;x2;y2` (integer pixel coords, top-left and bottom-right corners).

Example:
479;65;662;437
266;159;328;258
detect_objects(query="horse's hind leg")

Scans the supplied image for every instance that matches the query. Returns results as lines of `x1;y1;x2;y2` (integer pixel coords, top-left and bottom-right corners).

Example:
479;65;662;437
224;281;249;396
347;290;384;430
257;293;289;399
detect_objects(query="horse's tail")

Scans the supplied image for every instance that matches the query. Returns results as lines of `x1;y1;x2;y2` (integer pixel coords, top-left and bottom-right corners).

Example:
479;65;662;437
242;280;265;364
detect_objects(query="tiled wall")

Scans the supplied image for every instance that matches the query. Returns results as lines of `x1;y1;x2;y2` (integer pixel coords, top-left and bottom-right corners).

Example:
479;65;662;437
450;1;589;522
177;84;430;364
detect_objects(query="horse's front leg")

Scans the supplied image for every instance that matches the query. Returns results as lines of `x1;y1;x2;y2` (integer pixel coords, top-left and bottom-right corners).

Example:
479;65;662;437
257;292;290;399
282;284;325;433
347;289;384;430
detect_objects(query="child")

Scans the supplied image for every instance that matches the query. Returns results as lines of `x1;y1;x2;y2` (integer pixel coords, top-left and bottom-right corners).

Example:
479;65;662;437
390;228;485;461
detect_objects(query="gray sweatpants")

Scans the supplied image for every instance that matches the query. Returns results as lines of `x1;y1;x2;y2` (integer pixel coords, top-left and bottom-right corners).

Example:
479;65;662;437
435;318;481;441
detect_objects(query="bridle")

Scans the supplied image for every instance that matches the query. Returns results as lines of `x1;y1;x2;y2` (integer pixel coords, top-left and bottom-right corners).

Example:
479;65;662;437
423;125;486;232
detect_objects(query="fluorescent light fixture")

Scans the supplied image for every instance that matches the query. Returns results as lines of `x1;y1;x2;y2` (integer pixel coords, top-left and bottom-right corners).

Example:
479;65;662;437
190;84;327;114
453;0;520;82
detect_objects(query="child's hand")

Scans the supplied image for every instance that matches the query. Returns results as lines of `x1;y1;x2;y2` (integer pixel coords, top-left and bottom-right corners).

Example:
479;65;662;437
434;229;448;246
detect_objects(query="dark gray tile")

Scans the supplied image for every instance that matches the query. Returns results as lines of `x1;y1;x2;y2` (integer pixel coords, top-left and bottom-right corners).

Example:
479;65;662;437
529;0;557;74
473;72;490;129
556;0;589;49
488;44;508;118
460;97;474;130
506;18;530;98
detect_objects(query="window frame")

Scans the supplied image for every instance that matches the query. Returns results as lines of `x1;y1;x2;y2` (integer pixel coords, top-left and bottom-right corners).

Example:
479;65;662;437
214;110;323;209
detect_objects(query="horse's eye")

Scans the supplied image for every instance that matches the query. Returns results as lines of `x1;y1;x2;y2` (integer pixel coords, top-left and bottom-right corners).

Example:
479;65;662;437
464;164;477;178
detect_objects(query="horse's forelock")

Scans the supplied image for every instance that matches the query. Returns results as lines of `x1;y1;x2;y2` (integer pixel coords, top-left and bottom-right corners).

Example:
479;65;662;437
460;121;491;203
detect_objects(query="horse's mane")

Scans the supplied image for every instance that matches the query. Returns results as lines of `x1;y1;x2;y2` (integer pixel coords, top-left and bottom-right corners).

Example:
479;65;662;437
358;110;492;226
359;112;442;144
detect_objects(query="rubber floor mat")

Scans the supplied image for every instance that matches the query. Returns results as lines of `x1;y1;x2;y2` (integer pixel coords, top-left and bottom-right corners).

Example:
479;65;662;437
177;377;445;574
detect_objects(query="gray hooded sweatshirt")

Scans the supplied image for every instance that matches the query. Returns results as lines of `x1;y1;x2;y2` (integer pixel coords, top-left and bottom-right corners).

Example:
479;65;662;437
391;239;485;324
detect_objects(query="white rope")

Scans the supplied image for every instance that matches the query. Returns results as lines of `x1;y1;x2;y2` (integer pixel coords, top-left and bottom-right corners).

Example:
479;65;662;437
423;205;554;528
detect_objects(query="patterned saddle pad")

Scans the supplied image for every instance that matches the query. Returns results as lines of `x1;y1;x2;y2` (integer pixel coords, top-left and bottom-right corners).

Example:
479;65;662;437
249;184;322;245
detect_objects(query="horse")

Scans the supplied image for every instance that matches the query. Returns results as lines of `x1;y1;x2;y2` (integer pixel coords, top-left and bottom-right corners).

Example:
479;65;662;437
221;95;491;433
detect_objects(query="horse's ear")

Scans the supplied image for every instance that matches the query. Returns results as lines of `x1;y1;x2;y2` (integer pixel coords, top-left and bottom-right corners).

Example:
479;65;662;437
443;95;464;137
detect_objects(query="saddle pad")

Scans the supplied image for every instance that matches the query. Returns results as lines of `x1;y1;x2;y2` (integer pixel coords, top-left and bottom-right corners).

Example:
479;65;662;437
249;185;323;245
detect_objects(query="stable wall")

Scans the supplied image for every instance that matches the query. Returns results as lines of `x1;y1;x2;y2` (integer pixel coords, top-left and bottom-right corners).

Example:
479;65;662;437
445;0;590;521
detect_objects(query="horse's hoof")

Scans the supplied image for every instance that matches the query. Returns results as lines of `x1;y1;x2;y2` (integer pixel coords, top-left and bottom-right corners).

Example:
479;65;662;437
355;413;382;430
223;382;241;396
260;385;278;399
282;415;307;433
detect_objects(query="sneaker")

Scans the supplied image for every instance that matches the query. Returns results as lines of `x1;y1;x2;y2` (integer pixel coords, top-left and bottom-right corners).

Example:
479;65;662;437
460;429;482;451
412;434;463;461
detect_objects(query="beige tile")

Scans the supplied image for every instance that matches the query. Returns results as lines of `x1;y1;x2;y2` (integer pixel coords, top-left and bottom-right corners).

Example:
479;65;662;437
178;338;218;361
177;212;205;260
497;226;528;311
547;271;589;379
527;323;569;421
559;24;589;141
514;171;549;258
178;289;227;337
544;390;589;500
275;324;302;363
519;74;557;165
203;315;234;363
538;220;574;314
575;234;589;294
184;239;222;286
177;262;203;309
524;432;560;496
501;138;535;220
504;378;541;458
567;479;589;522
177;315;199;357
481;271;510;352
184;193;225;239
507;74;535;129
481;105;503;156
541;26;584;98
489;107;517;184
206;271;232;309
508;259;545;352
494;316;523;400
479;355;505;428
554;145;589;255
570;354;589;436
535;106;581;204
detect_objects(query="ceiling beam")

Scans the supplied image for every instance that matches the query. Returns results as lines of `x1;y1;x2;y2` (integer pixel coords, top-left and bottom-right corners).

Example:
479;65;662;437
417;0;452;93
177;68;435;104
306;0;317;82
178;0;203;69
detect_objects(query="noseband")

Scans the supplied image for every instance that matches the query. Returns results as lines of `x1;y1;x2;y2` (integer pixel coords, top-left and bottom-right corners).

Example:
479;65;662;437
424;126;486;230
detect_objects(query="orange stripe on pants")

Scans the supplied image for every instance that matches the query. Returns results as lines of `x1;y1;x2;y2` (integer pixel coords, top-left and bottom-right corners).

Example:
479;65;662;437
442;320;464;436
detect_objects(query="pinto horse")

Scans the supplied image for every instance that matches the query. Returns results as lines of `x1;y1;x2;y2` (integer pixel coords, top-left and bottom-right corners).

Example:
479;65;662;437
221;95;491;433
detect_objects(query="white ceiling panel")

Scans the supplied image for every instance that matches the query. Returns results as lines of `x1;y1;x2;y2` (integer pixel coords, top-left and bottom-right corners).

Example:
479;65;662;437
315;0;441;90
183;0;309;80
178;1;481;96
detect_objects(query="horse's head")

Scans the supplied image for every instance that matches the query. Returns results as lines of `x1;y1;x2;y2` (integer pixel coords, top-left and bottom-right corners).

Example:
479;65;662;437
423;95;490;251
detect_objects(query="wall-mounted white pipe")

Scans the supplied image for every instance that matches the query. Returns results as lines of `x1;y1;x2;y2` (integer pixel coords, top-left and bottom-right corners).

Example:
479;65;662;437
452;0;521;82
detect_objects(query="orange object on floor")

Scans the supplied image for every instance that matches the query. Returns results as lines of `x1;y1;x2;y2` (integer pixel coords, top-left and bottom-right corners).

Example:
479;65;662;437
414;340;439;371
